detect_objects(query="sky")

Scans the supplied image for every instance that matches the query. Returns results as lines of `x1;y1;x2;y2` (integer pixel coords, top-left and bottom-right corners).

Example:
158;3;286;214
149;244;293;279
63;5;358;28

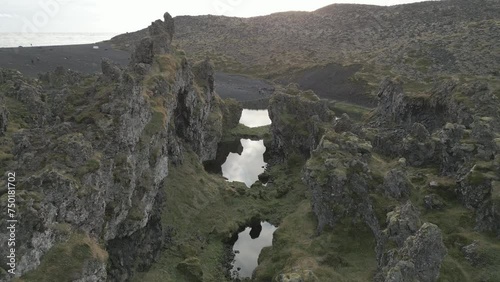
0;0;428;33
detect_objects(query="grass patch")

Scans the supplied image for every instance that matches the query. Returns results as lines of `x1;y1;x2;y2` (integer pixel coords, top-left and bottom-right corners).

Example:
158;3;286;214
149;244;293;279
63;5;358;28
144;111;166;137
3;96;30;130
19;233;107;282
332;101;372;121
76;158;101;179
133;147;310;281
222;124;270;142
255;201;378;281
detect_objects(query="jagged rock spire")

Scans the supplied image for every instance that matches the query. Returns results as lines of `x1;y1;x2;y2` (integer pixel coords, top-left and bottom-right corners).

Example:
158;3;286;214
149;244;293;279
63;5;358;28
131;12;175;65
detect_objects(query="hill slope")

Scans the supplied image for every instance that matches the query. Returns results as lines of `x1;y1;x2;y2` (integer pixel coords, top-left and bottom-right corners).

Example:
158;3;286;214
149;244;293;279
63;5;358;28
110;0;500;102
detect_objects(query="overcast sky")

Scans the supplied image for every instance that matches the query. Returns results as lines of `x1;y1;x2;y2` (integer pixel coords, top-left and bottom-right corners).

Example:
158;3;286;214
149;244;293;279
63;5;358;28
0;0;427;33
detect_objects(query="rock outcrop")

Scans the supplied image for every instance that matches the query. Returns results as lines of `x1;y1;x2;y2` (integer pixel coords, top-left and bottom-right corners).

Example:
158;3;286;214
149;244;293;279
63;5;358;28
220;98;242;129
131;12;175;65
373;78;472;132
384;202;421;247
382;169;412;201
101;58;122;82
278;75;500;281
303;130;374;233
0;98;7;136
0;12;228;281
368;78;500;236
277;270;319;282
379;223;447;282
302;129;387;268
269;89;334;160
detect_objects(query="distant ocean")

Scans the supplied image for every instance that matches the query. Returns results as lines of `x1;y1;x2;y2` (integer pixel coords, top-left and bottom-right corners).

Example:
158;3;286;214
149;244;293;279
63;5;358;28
0;33;121;48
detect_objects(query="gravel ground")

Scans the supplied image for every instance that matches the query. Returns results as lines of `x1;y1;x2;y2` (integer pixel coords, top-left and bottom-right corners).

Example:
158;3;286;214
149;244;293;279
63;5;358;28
0;43;130;77
281;63;376;107
214;72;274;102
0;44;274;103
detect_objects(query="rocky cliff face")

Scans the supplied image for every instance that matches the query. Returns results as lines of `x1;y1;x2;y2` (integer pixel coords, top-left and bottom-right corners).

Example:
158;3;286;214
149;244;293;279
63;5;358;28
111;0;500;87
371;78;500;235
378;223;447;282
303;130;374;234
268;76;499;281
0;13;228;281
0;97;7;136
268;87;334;161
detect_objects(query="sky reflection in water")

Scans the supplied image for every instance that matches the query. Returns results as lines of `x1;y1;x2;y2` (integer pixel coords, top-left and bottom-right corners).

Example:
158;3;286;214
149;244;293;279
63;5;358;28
239;109;272;128
232;222;278;279
221;139;266;187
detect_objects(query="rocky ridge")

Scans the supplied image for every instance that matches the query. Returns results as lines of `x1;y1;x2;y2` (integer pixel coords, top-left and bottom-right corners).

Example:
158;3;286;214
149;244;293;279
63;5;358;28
0;13;239;281
110;0;500;97
266;77;499;281
268;85;335;161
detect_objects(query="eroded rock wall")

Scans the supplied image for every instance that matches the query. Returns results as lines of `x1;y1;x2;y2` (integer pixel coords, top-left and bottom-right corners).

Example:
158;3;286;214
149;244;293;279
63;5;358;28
270;77;499;281
0;12;227;281
268;90;334;161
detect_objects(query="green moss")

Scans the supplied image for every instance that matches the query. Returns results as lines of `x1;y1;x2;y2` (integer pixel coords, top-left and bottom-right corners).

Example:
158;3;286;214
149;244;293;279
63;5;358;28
429;177;458;202
127;204;145;221
332;101;372;121
439;256;472;282
492;182;500;204
4;96;30;129
176;257;203;281
467;170;490;185
149;146;162;166
255;201;377;281
21;234;107;282
145;111;166;137
370;193;398;228
51;223;73;236
287;153;306;169
415;57;432;69
133;146;310;281
223;124;270;142
113;154;132;185
76;159;100;178
302;90;320;101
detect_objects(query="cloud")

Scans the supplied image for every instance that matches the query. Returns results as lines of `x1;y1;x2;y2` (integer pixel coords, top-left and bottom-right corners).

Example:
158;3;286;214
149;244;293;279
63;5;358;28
0;13;14;18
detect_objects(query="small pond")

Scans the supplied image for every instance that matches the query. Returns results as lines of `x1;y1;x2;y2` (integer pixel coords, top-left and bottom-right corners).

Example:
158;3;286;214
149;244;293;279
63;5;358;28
204;109;271;187
239;109;271;128
221;139;266;187
230;221;278;279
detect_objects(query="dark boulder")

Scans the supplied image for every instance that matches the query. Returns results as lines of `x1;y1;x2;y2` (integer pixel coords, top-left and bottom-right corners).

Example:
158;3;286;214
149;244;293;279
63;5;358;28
101;58;122;82
131;37;154;65
379;223;447;282
384;201;422;247
383;169;412;200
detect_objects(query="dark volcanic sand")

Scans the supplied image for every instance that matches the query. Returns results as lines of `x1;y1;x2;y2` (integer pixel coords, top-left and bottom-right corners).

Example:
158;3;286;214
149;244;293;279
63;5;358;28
281;63;376;107
0;42;130;77
0;44;274;103
215;73;274;102
0;43;373;107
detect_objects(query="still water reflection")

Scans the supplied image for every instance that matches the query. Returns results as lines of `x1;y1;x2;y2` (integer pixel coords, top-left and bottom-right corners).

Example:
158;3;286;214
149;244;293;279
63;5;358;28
221;139;266;187
231;222;278;279
239;109;272;128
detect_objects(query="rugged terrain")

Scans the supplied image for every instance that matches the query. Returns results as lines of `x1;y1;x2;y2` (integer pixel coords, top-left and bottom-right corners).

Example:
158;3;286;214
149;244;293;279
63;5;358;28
0;13;246;281
110;0;500;105
0;1;499;281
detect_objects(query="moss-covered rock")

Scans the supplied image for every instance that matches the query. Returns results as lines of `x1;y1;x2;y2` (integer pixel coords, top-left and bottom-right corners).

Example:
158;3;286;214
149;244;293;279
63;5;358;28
379;223;447;282
219;97;242;129
269;89;334;160
176;257;203;281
